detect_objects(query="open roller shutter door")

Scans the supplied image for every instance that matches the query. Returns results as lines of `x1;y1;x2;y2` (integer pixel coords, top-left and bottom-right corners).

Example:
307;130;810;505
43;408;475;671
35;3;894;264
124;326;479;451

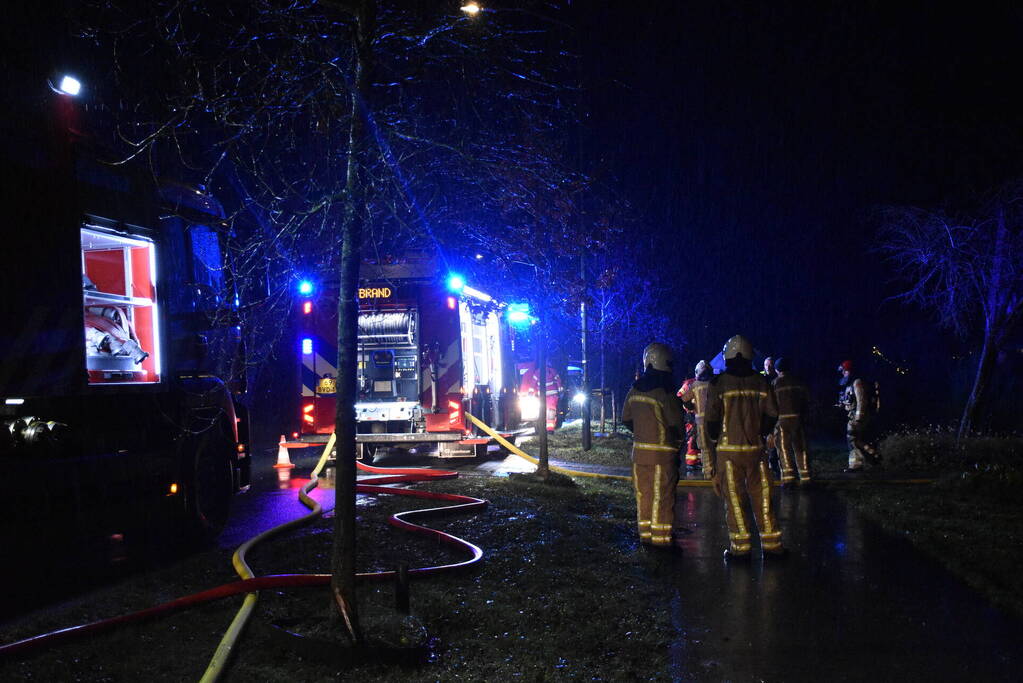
358;311;415;346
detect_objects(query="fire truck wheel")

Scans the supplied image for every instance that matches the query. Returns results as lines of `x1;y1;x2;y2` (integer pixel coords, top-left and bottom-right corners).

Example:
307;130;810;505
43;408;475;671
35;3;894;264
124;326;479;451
184;426;234;543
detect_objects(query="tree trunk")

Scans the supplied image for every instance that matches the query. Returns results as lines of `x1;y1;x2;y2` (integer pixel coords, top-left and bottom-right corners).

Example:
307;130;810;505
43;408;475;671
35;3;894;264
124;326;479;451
535;316;550;478
331;0;376;645
599;301;606;434
958;330;997;439
580;256;591;451
960;209;1009;439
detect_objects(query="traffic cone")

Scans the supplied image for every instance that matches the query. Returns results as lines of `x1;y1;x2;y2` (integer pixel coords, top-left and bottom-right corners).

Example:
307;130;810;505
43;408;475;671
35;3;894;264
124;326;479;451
273;435;295;469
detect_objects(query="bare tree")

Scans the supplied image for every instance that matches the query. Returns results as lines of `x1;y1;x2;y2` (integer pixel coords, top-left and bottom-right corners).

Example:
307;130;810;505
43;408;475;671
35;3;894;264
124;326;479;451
879;183;1023;437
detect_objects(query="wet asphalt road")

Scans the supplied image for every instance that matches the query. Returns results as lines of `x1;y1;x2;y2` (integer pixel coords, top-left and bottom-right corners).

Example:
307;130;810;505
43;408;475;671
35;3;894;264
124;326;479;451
230;444;1023;681
669;487;1023;681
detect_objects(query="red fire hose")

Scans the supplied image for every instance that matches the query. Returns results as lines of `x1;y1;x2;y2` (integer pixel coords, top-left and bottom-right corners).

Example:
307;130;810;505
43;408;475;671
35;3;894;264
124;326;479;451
0;456;487;660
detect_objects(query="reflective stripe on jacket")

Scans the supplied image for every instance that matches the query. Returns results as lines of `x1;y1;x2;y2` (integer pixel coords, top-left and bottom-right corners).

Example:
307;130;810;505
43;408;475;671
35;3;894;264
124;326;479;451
706;372;777;453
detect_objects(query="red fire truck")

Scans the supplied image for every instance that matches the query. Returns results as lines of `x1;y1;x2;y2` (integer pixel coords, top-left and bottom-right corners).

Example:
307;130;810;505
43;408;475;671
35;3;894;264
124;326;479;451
515;362;563;432
0;66;249;555
295;258;529;461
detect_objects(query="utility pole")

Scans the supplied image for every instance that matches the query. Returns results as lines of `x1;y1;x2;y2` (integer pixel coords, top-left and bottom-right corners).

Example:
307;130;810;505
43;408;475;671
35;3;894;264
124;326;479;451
580;253;591;450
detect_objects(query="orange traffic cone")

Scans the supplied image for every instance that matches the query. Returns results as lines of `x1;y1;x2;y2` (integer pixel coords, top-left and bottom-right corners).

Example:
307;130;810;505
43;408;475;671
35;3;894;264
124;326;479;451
273;435;295;469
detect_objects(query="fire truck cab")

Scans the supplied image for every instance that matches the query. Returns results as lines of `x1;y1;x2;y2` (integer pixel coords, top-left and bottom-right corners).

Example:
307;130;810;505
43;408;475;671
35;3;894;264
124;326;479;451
297;258;520;460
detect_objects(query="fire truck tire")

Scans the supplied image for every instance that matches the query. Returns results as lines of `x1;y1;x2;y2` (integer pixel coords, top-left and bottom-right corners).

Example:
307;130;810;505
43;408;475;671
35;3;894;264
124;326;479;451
184;426;234;543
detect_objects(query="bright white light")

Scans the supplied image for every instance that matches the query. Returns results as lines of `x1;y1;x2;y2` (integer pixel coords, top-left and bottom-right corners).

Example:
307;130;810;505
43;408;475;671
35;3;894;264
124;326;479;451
475;253;484;260
519;394;540;421
302;338;313;355
58;75;82;96
461;2;481;15
447;274;465;292
5;398;25;406
572;392;587;406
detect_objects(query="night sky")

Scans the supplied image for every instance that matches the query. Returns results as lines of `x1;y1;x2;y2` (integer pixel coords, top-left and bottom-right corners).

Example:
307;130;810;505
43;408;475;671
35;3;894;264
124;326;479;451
575;2;1023;418
5;1;1022;426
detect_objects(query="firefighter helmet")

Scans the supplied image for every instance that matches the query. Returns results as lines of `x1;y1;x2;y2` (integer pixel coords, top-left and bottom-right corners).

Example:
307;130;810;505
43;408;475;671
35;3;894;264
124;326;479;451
695;360;708;376
642;343;674;372
722;335;753;361
838;360;853;373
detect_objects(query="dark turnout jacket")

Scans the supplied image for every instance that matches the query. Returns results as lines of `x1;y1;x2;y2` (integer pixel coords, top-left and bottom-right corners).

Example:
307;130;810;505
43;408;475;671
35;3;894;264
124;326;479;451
773;374;808;418
623;370;684;465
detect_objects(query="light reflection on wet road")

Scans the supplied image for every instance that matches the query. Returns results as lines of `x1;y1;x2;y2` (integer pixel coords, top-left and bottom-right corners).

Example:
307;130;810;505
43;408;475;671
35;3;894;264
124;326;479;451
669;487;1023;681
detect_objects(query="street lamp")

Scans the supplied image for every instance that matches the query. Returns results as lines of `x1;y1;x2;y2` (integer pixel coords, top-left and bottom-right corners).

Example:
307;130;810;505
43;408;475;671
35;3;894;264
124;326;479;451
460;3;481;16
53;74;82;96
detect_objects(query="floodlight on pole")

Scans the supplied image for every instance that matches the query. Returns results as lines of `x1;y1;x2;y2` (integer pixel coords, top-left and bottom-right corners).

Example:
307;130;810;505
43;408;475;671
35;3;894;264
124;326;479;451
460;2;481;16
55;75;82;96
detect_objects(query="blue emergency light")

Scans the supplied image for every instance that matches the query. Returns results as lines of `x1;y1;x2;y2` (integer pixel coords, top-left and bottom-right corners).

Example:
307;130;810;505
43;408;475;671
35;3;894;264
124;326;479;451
301;338;313;355
298;280;314;295
506;302;532;327
446;274;465;292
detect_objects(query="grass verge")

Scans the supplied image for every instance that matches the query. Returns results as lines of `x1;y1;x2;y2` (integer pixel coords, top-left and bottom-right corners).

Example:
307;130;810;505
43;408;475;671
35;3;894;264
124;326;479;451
838;482;1023;618
545;422;632;468
828;428;1023;618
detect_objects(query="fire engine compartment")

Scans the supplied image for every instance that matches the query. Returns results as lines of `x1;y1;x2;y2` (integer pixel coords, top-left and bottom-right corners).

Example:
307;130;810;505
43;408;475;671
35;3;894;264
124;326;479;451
81;226;161;384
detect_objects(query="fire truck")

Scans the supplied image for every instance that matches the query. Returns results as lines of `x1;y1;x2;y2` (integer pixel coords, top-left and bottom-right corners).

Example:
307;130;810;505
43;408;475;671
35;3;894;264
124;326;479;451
295;258;533;461
515;361;564;432
0;66;249;553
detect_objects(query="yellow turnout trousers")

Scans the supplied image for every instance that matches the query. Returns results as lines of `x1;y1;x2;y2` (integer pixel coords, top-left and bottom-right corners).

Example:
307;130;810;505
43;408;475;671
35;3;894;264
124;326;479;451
632;462;679;546
776;415;810;483
720;454;783;555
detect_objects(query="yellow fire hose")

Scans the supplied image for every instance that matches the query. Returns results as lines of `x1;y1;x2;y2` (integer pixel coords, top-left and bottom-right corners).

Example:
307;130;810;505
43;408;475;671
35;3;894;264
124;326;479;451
465;414;933;487
464;412;716;486
199;434;336;683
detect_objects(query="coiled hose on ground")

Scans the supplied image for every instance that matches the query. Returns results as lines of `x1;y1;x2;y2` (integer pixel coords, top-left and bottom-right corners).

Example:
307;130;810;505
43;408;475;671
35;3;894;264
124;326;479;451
0;433;487;676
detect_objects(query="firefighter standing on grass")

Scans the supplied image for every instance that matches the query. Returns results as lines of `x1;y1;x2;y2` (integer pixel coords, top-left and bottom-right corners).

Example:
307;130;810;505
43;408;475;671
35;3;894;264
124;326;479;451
679;360;714;477
705;335;785;560
622;343;684;548
773;357;811;487
838;360;880;472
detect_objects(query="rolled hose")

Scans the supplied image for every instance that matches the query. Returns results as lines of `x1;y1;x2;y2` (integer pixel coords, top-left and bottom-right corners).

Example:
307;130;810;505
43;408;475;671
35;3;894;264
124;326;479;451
1;435;487;665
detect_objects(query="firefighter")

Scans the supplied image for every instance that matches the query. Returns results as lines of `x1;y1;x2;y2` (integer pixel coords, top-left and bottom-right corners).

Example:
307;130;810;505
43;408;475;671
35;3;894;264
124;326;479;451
706;335;785;560
677;375;699;471
623;343;684;548
679;360;714;477
761;356;780;474
838;360;880;472
773;357;811;486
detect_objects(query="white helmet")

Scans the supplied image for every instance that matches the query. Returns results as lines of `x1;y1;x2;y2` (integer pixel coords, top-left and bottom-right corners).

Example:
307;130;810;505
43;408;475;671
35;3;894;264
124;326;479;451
642;343;674;372
722;335;753;361
695;360;708;375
